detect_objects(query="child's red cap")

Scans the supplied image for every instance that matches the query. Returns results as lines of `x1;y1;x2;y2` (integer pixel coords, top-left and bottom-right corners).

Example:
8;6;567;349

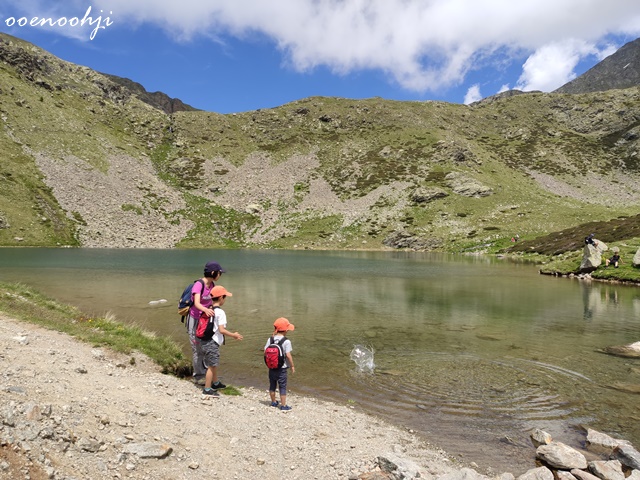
274;317;294;331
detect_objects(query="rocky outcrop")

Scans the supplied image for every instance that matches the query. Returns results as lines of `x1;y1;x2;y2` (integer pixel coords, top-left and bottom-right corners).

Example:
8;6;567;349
580;239;608;271
383;230;440;250
103;74;199;113
445;172;493;198
411;187;449;204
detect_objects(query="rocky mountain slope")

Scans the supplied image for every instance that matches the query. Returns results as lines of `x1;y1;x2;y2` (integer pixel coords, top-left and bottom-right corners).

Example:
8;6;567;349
103;73;199;114
555;37;640;94
1;32;640;251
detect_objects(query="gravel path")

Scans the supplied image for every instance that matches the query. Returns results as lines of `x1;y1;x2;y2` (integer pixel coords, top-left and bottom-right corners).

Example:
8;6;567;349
0;313;498;480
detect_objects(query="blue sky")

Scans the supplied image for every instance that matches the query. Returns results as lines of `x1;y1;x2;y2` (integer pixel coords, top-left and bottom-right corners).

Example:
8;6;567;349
2;1;640;114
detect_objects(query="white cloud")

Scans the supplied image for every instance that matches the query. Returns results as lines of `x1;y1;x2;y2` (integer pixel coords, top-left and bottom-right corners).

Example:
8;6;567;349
8;0;640;95
515;40;598;92
464;85;482;104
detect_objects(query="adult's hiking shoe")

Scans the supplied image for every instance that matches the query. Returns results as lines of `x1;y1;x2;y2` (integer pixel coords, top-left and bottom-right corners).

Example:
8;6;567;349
202;388;220;397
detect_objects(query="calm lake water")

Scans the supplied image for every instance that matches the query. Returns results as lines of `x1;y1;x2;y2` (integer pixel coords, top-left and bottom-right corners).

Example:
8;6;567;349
1;247;639;473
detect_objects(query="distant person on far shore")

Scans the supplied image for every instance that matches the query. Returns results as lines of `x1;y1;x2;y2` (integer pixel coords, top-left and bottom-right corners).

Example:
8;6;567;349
585;233;597;247
606;252;621;268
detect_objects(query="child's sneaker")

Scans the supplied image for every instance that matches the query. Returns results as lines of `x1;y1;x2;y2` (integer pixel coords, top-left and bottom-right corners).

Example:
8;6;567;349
211;381;226;389
270;401;279;407
280;405;292;411
202;388;220;397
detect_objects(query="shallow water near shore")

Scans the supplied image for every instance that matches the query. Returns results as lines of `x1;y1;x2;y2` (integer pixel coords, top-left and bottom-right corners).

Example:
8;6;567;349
1;247;639;474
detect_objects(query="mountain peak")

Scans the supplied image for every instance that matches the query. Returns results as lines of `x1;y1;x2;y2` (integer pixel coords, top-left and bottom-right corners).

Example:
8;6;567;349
554;37;640;94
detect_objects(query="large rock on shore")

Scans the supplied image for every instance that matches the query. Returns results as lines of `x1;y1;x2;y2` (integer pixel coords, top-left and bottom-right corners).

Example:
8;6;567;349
580;239;608;271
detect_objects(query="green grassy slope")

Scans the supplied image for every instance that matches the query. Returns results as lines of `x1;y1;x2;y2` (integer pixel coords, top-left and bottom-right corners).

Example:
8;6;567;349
1;32;640;253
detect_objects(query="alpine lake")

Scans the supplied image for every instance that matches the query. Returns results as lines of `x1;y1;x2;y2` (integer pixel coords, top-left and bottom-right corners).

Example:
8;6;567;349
1;247;638;474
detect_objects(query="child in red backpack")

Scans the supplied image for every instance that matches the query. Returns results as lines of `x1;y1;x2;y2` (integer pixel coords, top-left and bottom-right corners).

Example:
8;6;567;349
264;317;295;411
201;285;243;397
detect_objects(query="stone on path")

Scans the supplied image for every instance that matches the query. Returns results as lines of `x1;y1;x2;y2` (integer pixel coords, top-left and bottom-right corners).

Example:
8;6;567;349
122;442;173;459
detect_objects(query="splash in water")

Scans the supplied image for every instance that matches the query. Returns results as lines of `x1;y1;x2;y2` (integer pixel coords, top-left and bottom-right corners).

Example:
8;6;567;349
350;344;375;373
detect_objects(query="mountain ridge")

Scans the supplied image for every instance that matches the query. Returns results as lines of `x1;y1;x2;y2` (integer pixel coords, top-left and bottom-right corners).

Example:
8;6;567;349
1;32;640;253
555;37;640;94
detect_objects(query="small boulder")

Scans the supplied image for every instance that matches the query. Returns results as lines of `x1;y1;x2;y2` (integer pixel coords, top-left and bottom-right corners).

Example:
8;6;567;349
530;429;553;447
536;442;587;470
586;428;632;454
122;442;173;459
516;466;554;480
570;470;600;480
611;443;640;470
588;460;625;480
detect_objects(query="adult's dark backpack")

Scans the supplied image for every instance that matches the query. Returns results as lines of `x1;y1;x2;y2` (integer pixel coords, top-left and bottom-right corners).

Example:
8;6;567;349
264;336;287;369
178;279;205;323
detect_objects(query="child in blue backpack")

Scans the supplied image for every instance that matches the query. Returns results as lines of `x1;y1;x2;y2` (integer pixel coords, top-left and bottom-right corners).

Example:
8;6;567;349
264;317;295;411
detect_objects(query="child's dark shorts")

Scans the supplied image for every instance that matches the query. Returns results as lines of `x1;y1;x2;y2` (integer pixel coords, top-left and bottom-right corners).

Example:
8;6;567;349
268;368;288;395
201;338;220;367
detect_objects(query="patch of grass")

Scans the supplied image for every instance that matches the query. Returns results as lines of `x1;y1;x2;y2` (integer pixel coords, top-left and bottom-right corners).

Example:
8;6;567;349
0;282;190;375
175;194;259;248
220;385;243;396
267;214;344;248
121;203;143;215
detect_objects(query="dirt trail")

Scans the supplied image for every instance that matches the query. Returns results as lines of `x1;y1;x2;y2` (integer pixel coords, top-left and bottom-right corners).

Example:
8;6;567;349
0;313;479;480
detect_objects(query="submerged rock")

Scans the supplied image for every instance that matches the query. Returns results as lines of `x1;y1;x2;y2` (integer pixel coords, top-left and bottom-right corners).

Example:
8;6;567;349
600;341;640;358
604;382;640;394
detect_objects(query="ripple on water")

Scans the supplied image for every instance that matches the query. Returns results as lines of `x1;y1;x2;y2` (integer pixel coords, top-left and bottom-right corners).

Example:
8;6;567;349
328;350;602;474
352;352;592;427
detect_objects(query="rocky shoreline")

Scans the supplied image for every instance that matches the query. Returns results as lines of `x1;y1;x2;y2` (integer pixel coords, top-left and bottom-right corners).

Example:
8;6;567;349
1;313;640;480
